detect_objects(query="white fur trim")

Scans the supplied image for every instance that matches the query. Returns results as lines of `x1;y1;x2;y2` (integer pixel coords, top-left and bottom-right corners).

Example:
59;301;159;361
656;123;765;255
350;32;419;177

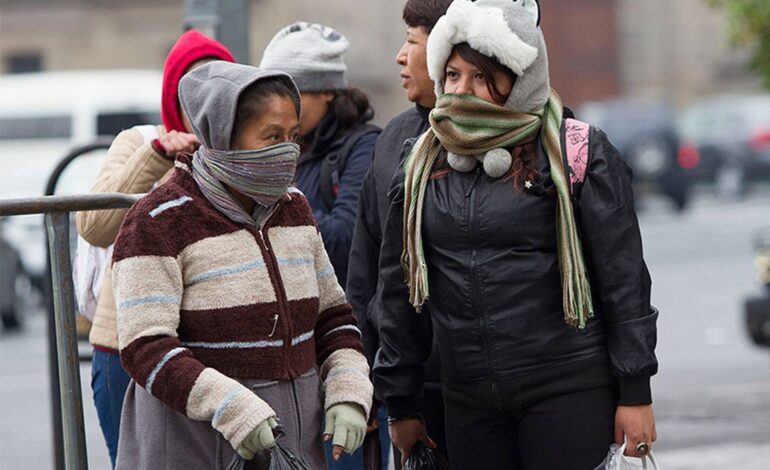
427;0;539;93
521;0;541;25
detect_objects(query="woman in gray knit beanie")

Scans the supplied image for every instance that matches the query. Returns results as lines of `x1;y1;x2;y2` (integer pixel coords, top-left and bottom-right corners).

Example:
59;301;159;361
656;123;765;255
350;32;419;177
260;22;380;293
260;22;382;468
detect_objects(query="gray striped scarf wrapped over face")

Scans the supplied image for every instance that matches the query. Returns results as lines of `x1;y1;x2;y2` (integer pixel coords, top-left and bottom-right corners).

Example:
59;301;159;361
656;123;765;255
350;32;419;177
402;90;594;329
192;142;300;226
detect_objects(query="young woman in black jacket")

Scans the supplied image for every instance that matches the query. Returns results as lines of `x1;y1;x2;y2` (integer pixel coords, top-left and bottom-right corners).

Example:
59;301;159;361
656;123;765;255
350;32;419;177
373;1;658;469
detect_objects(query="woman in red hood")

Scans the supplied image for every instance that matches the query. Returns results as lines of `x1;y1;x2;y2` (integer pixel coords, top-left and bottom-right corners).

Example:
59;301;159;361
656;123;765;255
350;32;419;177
75;30;234;468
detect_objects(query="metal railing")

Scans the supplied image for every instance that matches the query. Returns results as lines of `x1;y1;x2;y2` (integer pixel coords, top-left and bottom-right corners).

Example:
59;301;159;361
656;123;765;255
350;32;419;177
0;193;142;470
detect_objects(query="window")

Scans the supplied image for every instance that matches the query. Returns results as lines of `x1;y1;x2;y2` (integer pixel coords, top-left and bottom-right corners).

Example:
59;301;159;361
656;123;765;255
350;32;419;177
5;53;43;74
96;111;161;136
0;116;72;140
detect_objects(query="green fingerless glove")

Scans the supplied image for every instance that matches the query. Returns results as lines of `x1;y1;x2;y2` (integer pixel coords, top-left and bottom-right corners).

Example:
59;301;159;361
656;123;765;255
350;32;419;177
324;403;368;454
236;417;278;460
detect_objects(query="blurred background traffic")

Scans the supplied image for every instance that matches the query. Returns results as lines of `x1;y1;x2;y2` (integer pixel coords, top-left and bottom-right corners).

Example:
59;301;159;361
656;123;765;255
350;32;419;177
1;0;769;469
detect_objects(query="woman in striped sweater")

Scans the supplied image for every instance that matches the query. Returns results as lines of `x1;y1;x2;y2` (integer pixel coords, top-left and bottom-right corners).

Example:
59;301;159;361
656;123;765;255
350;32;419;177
112;61;372;469
75;30;234;468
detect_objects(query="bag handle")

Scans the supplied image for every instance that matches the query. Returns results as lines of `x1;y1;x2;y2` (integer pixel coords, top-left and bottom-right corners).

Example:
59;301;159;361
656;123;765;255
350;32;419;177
617;442;661;470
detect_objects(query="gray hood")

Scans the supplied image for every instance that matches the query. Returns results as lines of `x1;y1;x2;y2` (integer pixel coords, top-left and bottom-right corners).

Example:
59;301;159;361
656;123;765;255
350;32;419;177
178;61;300;151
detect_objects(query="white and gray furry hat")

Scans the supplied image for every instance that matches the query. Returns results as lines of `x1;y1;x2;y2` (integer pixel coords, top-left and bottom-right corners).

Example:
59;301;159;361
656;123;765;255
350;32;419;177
259;22;349;93
427;0;548;113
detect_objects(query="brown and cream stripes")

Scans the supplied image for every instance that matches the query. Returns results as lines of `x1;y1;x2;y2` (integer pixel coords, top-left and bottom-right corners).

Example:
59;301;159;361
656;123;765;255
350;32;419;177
112;156;372;450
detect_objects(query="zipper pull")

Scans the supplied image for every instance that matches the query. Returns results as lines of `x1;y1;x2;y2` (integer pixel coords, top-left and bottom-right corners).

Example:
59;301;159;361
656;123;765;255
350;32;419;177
465;167;482;198
268;314;279;337
258;230;270;252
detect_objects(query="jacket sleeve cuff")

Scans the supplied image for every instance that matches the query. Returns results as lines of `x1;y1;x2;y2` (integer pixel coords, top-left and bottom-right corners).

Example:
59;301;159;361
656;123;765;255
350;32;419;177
319;349;373;419
151;138;176;162
386;396;421;420
618;376;652;405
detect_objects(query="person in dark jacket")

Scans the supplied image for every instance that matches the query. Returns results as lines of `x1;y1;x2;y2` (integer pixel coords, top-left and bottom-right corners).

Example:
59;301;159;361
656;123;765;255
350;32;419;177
260;22;378;290
346;0;453;467
374;1;659;469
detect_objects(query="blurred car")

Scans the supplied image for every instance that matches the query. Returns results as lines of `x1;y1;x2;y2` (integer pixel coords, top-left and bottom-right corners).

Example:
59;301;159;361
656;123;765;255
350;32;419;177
677;94;770;200
1;222;25;330
0;70;161;292
578;98;692;211
745;227;770;348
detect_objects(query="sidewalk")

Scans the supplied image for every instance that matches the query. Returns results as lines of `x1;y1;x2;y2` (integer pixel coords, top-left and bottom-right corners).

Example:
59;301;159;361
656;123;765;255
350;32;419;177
655;442;770;469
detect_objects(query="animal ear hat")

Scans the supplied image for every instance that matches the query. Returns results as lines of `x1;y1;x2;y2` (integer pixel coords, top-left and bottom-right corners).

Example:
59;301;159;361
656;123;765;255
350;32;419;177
426;0;549;113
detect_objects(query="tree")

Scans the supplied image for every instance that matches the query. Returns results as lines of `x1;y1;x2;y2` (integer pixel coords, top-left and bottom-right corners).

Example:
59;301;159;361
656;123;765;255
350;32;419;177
707;0;770;89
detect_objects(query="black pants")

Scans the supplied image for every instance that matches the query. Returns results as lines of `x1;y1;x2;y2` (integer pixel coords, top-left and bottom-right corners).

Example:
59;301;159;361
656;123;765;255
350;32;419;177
393;387;448;469
444;386;616;470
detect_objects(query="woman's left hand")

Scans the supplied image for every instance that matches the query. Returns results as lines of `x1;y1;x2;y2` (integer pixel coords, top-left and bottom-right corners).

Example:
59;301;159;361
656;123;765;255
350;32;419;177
615;405;657;457
323;403;368;461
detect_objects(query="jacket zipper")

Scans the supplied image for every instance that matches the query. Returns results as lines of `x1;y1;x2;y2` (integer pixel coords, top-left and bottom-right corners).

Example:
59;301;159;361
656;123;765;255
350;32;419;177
251;204;295;375
467;170;501;410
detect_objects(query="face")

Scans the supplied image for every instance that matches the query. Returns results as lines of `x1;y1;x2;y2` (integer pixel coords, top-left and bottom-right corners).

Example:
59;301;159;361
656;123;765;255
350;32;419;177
395;26;436;108
232;95;299;151
444;52;514;106
298;92;334;137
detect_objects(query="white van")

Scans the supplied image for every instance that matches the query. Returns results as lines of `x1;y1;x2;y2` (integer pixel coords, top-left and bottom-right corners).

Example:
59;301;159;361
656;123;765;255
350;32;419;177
0;70;162;284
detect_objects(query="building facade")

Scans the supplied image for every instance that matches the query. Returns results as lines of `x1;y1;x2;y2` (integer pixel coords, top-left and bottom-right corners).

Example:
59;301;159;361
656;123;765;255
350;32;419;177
0;0;762;118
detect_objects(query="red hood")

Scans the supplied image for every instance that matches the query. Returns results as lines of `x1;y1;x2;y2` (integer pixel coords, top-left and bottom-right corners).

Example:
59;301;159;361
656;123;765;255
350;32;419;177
162;30;235;132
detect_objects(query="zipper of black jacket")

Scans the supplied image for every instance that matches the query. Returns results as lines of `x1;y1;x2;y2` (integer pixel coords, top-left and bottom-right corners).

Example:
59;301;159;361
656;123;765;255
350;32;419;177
467;169;502;411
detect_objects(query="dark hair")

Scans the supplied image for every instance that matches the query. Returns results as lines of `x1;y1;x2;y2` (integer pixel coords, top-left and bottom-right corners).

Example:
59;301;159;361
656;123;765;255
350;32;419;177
403;0;453;32
451;43;517;104
331;87;374;131
230;77;299;147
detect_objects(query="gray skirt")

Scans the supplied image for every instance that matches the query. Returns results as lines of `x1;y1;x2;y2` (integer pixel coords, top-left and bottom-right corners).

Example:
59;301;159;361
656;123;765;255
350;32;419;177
115;368;326;469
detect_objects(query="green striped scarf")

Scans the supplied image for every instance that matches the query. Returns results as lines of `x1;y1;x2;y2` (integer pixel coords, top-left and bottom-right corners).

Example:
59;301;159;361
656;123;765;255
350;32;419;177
402;91;594;329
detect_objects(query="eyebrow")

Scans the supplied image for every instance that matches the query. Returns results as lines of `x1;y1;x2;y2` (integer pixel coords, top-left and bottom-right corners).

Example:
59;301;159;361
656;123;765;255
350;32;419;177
259;123;299;135
260;123;288;133
446;63;480;73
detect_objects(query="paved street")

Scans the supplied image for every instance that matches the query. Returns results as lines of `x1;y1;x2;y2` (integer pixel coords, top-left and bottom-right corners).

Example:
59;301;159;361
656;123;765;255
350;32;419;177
1;185;769;469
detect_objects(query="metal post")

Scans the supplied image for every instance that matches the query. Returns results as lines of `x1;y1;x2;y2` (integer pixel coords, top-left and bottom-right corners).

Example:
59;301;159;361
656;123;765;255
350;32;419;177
184;0;250;63
42;140;112;470
45;211;88;470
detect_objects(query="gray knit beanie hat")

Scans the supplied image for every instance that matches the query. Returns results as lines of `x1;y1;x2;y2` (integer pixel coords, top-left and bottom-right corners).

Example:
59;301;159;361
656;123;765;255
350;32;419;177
259;22;349;93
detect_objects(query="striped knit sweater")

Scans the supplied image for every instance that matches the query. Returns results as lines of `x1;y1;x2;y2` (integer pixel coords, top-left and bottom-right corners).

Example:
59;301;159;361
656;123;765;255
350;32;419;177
112;156;372;450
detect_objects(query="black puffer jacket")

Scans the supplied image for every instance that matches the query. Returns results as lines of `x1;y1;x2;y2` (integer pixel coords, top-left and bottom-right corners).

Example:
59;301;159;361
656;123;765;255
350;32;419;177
347;106;433;372
374;125;659;418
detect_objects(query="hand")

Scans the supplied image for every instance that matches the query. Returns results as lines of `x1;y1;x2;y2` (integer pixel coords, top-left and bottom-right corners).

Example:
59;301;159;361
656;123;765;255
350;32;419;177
323;403;368;461
389;418;436;465
236;417;278;460
615;405;657;457
367;412;379;434
156;130;199;158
